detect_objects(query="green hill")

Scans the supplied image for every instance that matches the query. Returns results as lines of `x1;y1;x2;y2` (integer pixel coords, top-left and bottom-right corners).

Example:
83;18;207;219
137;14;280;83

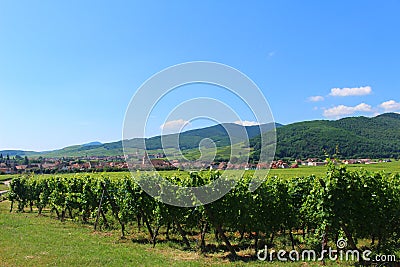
250;113;400;160
1;123;278;158
131;122;278;150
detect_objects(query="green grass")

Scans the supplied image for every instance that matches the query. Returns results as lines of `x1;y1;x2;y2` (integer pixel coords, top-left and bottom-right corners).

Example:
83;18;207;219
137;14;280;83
0;175;14;181
345;160;400;172
0;201;353;267
0;201;214;267
0;183;8;191
269;160;400;179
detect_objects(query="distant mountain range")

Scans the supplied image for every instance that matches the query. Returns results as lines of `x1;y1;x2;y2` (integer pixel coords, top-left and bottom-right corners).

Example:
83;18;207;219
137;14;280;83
2;113;400;159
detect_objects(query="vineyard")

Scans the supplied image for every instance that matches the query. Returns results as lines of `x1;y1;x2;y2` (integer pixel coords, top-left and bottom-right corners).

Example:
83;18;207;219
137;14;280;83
7;163;400;263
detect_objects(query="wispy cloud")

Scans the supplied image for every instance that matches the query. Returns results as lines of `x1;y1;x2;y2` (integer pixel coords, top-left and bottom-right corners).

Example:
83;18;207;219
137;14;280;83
329;86;372;97
160;119;190;133
234;120;260;126
379;100;400;112
323;103;372;118
308;95;325;102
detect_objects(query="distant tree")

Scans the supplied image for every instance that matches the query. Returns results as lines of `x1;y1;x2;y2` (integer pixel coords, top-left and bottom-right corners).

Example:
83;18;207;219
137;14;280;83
24;156;29;165
6;154;10;161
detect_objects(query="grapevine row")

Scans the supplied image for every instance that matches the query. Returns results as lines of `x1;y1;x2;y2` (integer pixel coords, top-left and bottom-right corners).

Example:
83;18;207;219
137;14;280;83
7;164;400;258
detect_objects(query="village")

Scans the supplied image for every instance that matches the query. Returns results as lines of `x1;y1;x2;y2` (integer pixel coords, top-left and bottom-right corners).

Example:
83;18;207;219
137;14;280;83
0;152;388;175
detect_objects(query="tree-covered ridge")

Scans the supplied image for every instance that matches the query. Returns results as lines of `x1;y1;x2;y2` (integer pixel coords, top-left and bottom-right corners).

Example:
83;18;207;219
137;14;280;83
251;113;400;160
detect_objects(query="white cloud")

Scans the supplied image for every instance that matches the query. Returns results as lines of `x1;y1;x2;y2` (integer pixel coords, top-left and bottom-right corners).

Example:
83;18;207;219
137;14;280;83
329;86;372;97
379;100;400;112
160;119;190;133
234;120;260;126
308;95;325;102
323;103;372;118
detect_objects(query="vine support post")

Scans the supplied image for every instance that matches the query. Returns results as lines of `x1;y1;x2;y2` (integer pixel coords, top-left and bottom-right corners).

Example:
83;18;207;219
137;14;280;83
9;200;13;212
94;189;105;231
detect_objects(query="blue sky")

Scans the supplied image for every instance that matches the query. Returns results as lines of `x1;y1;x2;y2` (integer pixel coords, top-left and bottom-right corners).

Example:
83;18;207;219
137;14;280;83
1;1;400;151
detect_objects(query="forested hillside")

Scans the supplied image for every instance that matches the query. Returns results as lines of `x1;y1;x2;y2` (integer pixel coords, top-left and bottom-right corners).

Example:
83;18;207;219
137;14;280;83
250;113;400;159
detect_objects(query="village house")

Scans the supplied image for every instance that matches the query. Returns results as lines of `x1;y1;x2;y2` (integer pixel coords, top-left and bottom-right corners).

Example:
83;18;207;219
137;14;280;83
0;167;11;174
307;158;326;167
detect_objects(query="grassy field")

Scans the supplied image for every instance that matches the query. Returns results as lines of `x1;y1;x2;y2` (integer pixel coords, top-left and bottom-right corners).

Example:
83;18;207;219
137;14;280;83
0;200;218;267
268;160;400;179
0;175;14;182
0;200;354;267
0;183;8;191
